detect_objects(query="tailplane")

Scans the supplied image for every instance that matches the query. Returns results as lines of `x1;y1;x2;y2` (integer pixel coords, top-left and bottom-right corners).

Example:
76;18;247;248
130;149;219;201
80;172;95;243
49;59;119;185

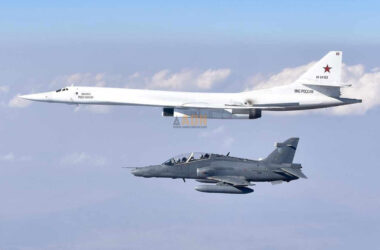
264;138;299;164
296;51;342;86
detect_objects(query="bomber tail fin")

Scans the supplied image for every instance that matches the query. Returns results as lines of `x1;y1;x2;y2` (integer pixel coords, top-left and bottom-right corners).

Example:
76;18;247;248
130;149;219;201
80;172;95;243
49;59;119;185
296;51;342;86
264;138;299;164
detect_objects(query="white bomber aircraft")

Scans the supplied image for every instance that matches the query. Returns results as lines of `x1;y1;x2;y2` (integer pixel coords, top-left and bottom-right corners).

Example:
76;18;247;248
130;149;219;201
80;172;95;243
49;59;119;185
20;51;361;119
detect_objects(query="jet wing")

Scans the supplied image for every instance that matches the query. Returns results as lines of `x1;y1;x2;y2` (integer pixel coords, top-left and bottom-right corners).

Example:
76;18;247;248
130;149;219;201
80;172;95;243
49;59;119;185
278;167;307;179
207;176;251;186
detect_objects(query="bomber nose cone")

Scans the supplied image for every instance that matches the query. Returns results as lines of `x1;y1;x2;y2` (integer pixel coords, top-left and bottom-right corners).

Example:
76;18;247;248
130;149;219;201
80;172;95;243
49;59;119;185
19;92;49;102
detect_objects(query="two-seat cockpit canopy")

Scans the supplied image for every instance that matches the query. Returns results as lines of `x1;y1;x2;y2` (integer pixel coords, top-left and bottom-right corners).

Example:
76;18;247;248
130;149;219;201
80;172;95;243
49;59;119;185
163;152;213;166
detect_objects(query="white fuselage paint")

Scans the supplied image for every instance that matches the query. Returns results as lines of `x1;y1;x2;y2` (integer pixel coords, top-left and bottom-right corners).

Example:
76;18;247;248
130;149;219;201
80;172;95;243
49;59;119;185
21;83;349;111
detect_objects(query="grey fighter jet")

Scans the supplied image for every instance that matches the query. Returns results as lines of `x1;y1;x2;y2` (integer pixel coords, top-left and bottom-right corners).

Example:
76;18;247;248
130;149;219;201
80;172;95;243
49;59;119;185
131;138;306;194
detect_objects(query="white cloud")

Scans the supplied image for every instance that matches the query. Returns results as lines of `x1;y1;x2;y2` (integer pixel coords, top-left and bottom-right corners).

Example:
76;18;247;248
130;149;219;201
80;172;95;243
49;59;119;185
196;69;231;89
128;72;140;79
0;85;9;93
0;152;15;161
60;152;107;166
332;65;380;115
149;69;193;89
8;95;32;108
246;62;315;90
146;68;231;90
0;152;31;162
247;62;380;115
50;72;124;88
50;68;230;93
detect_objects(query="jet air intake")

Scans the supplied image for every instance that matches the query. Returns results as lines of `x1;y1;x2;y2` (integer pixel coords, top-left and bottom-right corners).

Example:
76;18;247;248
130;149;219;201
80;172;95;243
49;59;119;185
195;184;253;194
197;167;215;177
162;108;262;119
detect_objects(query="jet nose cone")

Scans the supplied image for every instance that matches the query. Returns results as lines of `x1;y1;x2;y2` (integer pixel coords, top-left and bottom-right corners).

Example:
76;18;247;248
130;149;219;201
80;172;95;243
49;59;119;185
131;168;143;177
19;92;49;102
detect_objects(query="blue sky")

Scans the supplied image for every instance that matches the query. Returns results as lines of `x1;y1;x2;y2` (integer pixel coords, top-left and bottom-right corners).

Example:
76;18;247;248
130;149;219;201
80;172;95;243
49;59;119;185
2;0;380;44
1;1;380;249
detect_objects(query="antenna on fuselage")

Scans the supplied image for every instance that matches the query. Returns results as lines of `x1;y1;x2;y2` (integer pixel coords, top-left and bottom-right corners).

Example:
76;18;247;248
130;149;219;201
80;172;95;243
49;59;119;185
185;152;194;163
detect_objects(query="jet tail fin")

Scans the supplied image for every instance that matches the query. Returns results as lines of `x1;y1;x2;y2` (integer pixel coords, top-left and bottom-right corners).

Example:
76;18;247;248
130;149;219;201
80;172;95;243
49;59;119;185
296;51;342;86
264;138;299;164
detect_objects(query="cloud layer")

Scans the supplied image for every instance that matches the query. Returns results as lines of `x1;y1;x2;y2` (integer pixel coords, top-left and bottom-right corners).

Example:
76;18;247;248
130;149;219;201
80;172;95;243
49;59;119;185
146;68;231;90
49;69;231;91
246;62;315;90
336;65;380;114
60;152;107;167
0;152;30;162
50;73;110;88
0;85;9;93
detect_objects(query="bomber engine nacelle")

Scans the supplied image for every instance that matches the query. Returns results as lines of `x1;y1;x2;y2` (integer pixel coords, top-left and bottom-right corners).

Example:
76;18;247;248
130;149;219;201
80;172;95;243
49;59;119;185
162;108;261;119
247;109;262;119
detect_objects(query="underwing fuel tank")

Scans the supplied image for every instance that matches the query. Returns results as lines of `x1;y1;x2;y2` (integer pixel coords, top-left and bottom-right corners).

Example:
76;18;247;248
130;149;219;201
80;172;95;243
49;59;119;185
195;184;254;194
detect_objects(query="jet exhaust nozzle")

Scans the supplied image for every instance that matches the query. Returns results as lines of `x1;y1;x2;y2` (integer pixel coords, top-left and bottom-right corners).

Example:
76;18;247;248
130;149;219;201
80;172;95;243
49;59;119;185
195;184;253;194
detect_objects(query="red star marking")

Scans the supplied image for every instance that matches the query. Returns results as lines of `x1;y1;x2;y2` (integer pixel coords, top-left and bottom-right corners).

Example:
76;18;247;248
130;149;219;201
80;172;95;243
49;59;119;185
323;64;332;73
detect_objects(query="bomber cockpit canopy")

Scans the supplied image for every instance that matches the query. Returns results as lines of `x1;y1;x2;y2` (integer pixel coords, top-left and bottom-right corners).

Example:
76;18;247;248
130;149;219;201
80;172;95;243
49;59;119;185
163;152;211;166
56;87;69;93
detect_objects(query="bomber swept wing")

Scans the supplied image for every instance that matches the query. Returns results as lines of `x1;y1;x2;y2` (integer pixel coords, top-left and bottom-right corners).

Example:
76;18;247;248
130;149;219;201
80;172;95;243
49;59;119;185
180;102;301;109
224;102;301;110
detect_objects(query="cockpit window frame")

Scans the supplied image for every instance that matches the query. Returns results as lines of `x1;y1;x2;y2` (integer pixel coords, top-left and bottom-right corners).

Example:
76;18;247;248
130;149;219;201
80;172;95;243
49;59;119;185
162;152;211;166
56;87;69;93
